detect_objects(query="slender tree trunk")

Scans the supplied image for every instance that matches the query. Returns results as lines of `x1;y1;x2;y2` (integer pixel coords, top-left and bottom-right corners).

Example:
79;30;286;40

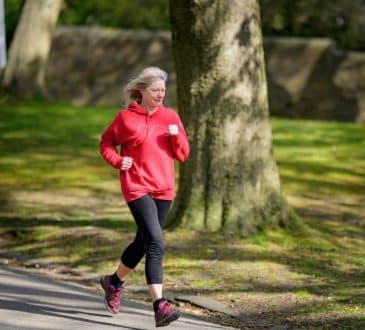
2;0;63;97
168;0;296;234
356;94;365;124
0;0;6;70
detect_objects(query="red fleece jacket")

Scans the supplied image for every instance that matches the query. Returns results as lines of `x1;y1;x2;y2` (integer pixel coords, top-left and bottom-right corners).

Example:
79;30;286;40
99;102;190;202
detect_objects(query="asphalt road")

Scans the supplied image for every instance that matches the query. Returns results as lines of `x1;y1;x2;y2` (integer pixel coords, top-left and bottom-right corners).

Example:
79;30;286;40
0;265;232;330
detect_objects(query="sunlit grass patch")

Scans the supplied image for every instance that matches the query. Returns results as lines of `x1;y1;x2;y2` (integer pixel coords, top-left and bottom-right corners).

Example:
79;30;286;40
272;117;365;197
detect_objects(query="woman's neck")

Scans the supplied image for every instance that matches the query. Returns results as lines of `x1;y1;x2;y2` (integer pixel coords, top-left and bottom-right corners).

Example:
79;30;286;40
141;103;157;114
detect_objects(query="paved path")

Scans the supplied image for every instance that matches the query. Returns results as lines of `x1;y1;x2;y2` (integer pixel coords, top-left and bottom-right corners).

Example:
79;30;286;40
0;266;232;330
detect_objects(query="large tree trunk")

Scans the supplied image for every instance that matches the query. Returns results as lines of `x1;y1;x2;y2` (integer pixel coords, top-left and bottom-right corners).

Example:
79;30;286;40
168;0;295;234
2;0;63;97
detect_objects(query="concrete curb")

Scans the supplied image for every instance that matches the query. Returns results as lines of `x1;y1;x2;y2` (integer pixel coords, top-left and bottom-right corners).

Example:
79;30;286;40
175;295;240;318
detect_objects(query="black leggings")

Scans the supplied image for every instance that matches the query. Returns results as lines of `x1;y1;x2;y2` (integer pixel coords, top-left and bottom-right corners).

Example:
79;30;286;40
121;194;172;284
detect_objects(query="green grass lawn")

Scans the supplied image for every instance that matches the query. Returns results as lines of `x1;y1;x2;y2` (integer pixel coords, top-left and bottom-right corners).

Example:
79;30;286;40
0;99;364;329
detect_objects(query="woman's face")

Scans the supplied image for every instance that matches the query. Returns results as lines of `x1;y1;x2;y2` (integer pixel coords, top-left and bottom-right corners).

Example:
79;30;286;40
140;79;166;109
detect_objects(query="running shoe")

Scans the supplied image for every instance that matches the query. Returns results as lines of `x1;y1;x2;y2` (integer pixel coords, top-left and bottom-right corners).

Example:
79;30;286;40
155;299;181;327
100;275;123;314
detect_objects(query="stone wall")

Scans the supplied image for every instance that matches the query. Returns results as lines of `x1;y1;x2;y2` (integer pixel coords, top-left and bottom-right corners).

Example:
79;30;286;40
264;37;365;124
46;26;365;124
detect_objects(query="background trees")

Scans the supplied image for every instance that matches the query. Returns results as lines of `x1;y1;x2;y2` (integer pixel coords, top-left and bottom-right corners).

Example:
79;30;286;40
2;0;63;97
5;0;365;50
59;0;169;31
260;0;365;51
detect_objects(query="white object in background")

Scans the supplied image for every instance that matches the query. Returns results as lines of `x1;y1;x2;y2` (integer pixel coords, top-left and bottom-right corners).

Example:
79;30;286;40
0;0;6;69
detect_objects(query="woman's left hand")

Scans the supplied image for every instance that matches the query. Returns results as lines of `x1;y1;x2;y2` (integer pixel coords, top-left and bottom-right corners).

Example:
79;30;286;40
168;124;179;136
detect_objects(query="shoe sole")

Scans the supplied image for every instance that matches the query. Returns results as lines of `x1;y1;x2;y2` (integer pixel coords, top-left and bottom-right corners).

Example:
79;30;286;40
100;277;119;315
156;310;181;327
104;299;118;315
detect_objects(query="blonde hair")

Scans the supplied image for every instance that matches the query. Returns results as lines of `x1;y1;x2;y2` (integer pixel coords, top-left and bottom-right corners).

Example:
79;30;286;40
124;67;168;106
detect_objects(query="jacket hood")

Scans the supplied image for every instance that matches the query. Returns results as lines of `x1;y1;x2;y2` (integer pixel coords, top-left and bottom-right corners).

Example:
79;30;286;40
127;102;162;115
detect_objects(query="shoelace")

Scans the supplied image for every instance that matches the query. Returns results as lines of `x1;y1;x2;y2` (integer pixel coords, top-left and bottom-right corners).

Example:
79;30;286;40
109;286;122;300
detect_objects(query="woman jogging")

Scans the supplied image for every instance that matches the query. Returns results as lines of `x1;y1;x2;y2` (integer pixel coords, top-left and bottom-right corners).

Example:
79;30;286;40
99;67;190;327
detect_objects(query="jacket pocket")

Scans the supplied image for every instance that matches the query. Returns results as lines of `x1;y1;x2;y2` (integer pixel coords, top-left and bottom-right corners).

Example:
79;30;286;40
120;162;143;192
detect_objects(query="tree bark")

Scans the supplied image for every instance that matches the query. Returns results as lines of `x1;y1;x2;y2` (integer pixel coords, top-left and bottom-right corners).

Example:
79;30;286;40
2;0;63;97
168;0;296;234
0;0;6;70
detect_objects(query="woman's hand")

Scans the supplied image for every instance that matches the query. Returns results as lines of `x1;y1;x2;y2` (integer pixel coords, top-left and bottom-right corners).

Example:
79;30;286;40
121;156;133;171
168;124;179;136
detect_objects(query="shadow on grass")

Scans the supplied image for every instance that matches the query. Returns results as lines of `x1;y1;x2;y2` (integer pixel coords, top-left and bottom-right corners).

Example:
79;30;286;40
0;216;136;272
163;223;365;319
279;172;365;196
0;217;135;231
168;283;365;329
271;117;365;148
278;159;365;179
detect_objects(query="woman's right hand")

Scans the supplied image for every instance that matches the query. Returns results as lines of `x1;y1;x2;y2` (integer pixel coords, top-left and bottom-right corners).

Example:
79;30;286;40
121;156;133;171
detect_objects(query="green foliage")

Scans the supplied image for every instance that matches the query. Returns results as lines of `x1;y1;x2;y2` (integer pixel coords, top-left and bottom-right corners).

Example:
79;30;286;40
4;0;364;50
59;0;169;30
4;0;24;46
4;0;170;47
260;0;365;50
